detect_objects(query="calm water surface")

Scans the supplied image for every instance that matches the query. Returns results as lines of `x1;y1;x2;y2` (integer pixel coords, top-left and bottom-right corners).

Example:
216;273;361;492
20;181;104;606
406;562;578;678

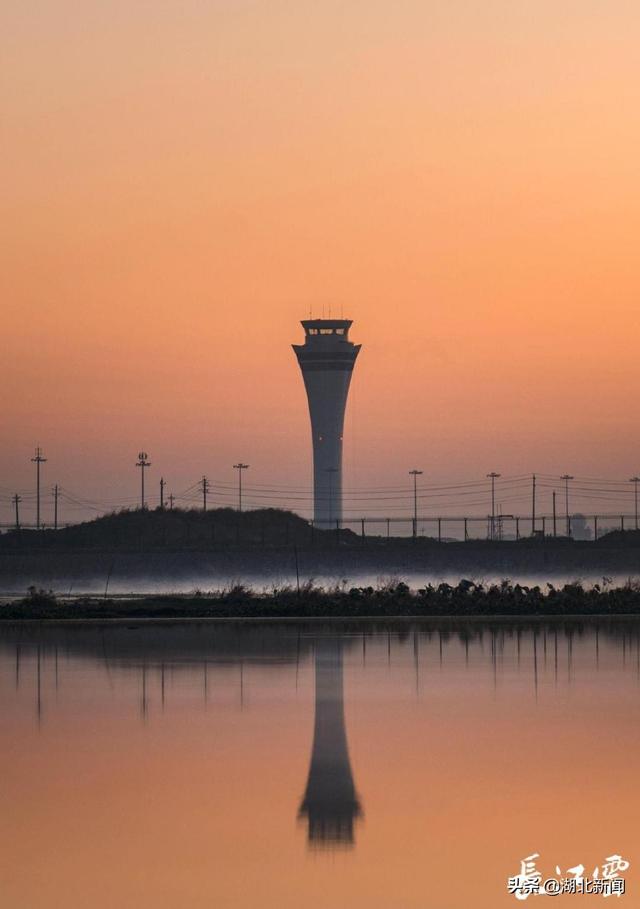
1;619;638;908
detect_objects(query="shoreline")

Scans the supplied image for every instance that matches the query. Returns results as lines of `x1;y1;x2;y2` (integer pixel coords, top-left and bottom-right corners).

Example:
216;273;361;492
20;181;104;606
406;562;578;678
4;580;640;621
3;613;640;626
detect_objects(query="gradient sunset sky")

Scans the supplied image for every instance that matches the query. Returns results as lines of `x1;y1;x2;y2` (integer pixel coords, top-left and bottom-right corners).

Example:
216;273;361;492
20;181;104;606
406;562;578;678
3;1;640;521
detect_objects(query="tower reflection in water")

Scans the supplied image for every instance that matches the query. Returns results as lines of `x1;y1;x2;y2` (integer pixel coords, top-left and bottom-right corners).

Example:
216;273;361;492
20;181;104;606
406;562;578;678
299;638;362;848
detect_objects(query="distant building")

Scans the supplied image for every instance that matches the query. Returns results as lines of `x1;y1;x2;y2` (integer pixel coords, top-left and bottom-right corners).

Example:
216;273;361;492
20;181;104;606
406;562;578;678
293;319;361;526
570;514;592;541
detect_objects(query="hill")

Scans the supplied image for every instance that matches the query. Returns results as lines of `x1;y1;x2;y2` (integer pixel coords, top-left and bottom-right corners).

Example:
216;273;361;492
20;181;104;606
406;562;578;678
0;507;341;550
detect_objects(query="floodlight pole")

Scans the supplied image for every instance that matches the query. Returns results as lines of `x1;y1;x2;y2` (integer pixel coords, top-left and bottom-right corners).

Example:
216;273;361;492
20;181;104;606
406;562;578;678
136;452;151;509
233;463;249;512
31;447;47;529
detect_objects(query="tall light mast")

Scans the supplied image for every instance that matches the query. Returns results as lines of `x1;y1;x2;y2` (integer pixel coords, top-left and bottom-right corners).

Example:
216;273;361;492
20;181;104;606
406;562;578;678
31;447;47;529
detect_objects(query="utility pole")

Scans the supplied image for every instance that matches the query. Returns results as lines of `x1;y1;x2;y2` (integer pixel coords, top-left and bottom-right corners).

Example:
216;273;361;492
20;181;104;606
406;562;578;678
52;484;59;531
486;472;500;540
201;475;210;511
325;467;338;526
136;452;151;509
409;469;423;538
629;477;640;530
552;490;557;537
31;447;47;529
561;474;573;537
160;477;165;511
168;493;175;511
233;463;249;512
13;494;21;530
531;473;536;536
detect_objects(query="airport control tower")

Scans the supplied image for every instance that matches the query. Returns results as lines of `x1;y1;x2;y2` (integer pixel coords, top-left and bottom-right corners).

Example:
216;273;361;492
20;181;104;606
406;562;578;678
293;320;361;527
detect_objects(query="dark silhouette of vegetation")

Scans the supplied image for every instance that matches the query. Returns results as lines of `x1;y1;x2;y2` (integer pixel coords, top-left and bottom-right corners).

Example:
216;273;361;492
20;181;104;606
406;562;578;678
0;507;351;550
24;585;58;608
4;578;640;620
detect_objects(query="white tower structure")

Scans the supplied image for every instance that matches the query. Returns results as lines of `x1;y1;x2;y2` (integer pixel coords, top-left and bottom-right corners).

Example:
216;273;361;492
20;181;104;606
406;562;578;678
293;319;361;527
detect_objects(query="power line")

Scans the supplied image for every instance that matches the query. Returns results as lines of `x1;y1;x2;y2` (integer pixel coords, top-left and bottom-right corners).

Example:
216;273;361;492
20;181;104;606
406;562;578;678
8;469;640;526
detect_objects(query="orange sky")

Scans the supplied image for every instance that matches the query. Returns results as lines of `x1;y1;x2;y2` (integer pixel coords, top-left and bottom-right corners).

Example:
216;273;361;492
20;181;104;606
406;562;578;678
3;1;640;522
